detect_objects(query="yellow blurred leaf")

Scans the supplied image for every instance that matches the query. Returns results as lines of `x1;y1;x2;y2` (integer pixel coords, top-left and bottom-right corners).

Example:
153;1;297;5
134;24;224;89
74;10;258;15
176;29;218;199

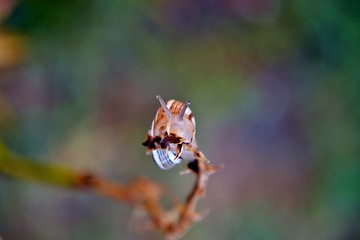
0;30;26;68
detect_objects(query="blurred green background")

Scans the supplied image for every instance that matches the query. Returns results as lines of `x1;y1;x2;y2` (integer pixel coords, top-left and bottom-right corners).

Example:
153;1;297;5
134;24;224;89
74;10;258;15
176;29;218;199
0;0;359;239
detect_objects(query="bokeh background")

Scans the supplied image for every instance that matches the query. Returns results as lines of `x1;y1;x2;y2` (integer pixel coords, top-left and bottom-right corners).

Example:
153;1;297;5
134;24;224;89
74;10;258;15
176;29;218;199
0;0;359;239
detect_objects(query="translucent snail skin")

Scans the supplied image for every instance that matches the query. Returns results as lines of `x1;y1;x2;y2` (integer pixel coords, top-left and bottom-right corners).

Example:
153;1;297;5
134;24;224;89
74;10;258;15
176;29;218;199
143;95;208;170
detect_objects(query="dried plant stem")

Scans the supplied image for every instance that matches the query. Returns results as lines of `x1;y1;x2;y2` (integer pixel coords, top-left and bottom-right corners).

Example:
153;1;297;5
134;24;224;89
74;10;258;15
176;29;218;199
0;142;221;239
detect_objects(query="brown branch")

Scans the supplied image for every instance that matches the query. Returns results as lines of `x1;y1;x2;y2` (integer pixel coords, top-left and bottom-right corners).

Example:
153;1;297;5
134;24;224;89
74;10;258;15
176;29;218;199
163;160;221;239
0;142;222;239
73;160;222;239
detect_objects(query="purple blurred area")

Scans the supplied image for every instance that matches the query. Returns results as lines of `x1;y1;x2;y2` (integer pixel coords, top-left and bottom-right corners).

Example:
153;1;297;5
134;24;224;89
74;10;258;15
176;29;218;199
0;0;359;239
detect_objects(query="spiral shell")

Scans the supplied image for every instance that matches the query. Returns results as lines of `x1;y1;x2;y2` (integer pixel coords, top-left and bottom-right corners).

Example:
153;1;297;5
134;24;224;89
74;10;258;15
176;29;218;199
152;149;182;170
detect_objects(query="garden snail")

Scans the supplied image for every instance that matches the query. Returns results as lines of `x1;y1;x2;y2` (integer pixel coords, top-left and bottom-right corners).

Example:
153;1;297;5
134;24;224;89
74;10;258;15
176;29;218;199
143;95;208;170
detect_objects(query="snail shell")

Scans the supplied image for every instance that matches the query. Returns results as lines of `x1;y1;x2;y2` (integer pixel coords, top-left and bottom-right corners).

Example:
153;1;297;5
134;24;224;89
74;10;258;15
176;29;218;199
144;95;200;170
152;149;182;170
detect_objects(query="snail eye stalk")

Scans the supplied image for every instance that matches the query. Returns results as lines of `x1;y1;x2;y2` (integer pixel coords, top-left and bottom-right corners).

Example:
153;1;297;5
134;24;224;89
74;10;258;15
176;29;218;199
178;101;190;120
156;95;172;120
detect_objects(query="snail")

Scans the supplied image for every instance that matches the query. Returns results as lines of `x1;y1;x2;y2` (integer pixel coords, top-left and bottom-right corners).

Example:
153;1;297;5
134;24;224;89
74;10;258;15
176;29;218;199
143;95;208;170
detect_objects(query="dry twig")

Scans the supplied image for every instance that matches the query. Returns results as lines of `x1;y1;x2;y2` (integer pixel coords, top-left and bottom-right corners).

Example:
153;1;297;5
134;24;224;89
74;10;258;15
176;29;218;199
0;142;222;239
75;159;222;239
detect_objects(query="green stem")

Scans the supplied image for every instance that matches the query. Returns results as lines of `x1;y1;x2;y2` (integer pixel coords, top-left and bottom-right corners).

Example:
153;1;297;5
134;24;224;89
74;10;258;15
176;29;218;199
0;142;80;188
